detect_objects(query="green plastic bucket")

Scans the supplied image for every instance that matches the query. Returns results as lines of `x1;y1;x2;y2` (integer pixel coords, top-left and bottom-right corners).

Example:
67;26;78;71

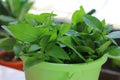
25;55;107;80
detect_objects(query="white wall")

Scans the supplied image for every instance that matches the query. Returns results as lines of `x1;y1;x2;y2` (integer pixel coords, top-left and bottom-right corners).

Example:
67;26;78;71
29;0;120;29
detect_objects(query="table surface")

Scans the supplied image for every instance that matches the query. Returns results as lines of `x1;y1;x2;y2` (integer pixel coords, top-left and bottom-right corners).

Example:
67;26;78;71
0;65;25;80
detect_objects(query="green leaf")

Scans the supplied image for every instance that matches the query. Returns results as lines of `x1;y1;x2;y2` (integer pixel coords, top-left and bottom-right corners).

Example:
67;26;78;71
28;44;40;52
59;23;71;36
22;55;42;70
36;13;56;24
46;44;70;60
76;46;95;53
87;9;96;15
2;23;43;42
108;46;120;60
72;36;81;45
0;0;11;15
6;0;22;17
83;15;103;31
0;15;16;22
97;41;111;54
24;13;56;26
59;36;86;61
103;24;113;34
38;27;50;39
108;46;120;56
59;36;74;47
110;39;118;46
24;13;38;20
18;2;33;21
101;19;106;27
107;31;120;39
0;38;16;51
70;52;82;63
24;13;37;25
72;6;85;25
21;52;50;70
39;36;50;48
13;42;24;57
49;29;57;42
49;57;64;63
66;30;80;36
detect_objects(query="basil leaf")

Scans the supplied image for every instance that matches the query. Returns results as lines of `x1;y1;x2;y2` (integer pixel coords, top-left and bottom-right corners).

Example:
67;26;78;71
107;31;120;39
97;41;111;54
2;24;43;42
59;23;71;36
83;15;103;31
46;44;70;60
72;6;85;25
59;36;86;61
0;38;16;51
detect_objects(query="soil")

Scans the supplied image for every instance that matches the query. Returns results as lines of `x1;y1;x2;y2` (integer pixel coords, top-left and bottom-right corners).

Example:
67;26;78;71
0;51;21;62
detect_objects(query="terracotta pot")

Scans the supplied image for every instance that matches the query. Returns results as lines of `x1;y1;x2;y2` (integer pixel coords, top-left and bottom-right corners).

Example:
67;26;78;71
0;51;23;71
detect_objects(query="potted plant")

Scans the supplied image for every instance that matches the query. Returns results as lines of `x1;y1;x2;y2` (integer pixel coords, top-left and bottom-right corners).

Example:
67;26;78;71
0;0;33;70
2;6;120;80
0;0;33;25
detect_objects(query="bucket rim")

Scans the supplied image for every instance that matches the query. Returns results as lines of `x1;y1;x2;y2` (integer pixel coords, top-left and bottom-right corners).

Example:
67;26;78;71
26;54;108;72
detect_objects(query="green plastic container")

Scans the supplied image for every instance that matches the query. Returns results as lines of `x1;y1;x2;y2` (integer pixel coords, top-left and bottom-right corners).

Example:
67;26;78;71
25;55;107;80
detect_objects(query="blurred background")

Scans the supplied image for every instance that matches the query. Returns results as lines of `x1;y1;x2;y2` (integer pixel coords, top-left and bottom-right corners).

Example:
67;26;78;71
30;0;120;29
